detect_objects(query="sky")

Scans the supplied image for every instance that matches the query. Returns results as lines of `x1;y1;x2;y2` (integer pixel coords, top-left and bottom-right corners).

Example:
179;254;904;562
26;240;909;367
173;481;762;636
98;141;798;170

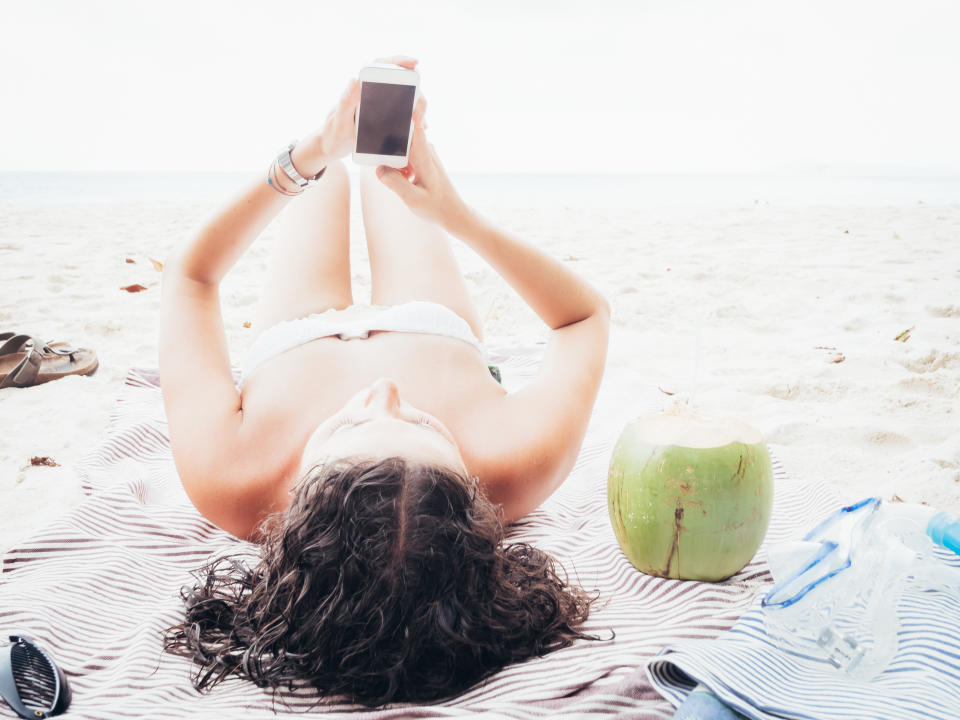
1;0;959;175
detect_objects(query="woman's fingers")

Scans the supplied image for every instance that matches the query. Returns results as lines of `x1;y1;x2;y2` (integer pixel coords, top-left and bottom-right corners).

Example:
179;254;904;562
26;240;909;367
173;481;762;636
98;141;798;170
376;166;418;202
373;55;419;69
408;123;431;163
340;78;360;108
413;95;428;128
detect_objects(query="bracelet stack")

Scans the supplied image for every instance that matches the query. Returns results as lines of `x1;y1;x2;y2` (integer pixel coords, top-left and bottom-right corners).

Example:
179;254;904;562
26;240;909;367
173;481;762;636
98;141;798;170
267;141;327;197
267;158;302;197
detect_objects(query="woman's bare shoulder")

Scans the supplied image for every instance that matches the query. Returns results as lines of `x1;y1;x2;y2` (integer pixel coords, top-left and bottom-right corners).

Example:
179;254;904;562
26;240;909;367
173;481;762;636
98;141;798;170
464;314;610;520
456;386;568;522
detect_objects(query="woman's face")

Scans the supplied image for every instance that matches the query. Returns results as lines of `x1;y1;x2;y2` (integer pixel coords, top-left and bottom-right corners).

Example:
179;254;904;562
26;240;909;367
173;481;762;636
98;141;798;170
299;378;467;476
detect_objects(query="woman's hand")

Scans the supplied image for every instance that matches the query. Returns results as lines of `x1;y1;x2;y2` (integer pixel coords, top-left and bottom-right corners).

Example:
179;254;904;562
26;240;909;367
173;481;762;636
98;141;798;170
292;55;426;178
289;78;360;177
375;123;468;231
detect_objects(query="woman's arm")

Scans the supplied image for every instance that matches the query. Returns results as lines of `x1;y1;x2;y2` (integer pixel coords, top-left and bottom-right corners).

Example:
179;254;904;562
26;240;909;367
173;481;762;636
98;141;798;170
449;205;610;520
377;126;611;519
172;87;357;284
174;166;302;284
376;123;609;327
158;75;359;540
158;147;328;531
160;57;425;537
175;53;424;284
446;208;609;329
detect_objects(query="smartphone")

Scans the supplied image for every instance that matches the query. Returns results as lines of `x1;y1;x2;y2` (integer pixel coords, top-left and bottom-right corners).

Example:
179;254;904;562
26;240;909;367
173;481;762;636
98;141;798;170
353;63;420;168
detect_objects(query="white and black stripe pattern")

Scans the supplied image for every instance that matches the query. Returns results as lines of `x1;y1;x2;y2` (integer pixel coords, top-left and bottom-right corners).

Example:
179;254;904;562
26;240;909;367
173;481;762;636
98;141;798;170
0;339;837;719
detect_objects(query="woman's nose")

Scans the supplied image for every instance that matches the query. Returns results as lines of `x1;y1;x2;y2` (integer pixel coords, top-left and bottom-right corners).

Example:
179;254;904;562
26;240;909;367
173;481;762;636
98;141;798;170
365;378;401;415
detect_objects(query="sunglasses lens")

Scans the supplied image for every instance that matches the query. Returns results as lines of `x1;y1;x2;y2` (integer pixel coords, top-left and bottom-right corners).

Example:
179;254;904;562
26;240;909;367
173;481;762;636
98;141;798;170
1;637;70;719
13;642;57;714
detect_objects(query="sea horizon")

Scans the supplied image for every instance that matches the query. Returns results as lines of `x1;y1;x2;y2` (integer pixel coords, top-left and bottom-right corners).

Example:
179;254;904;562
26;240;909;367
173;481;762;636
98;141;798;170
3;169;960;208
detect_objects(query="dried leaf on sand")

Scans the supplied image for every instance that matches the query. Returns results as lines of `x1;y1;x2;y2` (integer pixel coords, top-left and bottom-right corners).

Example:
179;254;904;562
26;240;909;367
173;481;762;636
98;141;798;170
814;346;845;363
149;258;163;272
121;284;148;293
124;257;136;264
894;326;914;342
242;321;251;328
29;456;60;467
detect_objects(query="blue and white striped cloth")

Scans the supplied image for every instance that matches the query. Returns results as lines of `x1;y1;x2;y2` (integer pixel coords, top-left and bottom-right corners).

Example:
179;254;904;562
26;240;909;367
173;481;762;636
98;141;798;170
649;523;960;719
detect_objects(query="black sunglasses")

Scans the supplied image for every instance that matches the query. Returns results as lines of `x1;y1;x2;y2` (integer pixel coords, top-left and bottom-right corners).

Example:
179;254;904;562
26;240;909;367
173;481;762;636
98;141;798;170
0;635;71;719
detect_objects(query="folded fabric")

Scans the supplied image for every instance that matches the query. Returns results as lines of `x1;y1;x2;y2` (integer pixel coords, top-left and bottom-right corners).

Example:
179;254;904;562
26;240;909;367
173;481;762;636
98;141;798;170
648;502;960;720
0;338;838;719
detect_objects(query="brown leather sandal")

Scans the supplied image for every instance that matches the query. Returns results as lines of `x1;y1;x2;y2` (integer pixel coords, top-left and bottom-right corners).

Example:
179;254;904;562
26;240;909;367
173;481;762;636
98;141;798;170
0;332;99;389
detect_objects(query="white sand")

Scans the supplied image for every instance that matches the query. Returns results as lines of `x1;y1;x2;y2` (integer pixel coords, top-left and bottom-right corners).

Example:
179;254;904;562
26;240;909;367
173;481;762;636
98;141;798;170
1;176;958;554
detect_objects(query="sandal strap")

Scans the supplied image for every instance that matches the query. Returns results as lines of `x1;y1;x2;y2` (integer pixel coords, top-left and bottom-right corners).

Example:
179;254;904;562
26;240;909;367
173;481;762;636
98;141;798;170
42;343;78;358
0;340;42;389
0;333;35;358
0;334;80;358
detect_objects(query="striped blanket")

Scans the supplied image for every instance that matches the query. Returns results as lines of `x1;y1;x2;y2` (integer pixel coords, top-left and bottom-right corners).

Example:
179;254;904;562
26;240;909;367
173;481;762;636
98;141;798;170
0;342;838;719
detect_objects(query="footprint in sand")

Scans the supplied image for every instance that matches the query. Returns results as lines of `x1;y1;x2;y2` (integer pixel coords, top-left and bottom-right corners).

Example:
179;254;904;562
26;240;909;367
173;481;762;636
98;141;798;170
930;456;960;471
897;349;960;374
865;430;915;451
709;304;756;320
765;382;847;402
898;375;960;398
47;273;68;295
926;304;960;318
841;316;870;332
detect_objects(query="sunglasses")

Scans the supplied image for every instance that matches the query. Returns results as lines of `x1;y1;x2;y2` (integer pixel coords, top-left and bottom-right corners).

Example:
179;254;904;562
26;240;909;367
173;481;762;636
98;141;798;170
0;635;71;719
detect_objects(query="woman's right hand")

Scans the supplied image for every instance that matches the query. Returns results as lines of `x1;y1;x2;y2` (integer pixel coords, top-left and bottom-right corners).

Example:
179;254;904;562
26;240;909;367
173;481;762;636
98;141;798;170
375;124;470;231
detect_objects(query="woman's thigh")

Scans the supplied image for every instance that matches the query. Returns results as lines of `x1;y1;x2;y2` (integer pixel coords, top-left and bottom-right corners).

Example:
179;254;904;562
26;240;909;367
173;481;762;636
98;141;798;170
252;160;353;334
358;168;484;343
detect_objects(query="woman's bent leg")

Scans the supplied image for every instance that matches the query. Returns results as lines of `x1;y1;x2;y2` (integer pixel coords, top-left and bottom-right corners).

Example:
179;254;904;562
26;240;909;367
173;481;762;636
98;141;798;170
251;160;353;335
358;167;484;342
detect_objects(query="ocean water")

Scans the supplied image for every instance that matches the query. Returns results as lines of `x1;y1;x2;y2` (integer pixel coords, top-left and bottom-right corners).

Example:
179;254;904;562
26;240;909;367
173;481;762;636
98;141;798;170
1;171;959;208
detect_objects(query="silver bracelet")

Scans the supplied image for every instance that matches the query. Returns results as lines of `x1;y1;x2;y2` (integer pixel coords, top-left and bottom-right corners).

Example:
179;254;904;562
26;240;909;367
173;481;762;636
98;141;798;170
277;141;326;189
266;159;301;197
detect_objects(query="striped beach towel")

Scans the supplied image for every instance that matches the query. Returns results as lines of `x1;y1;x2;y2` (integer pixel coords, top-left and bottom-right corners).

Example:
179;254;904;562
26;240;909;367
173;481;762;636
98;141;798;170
0;341;838;719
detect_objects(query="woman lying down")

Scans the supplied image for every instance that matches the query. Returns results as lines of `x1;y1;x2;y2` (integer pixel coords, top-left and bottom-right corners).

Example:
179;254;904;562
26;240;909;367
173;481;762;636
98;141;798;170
158;55;611;707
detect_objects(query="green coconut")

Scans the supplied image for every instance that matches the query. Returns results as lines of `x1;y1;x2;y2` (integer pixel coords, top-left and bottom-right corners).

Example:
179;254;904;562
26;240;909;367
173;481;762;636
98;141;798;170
607;412;774;582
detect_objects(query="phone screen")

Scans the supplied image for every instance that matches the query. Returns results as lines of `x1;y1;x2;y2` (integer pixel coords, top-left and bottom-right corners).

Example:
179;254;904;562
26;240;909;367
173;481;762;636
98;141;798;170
356;81;417;156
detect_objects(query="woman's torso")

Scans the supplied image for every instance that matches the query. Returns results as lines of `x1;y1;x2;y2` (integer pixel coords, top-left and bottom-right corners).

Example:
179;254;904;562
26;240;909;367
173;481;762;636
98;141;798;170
237;316;507;491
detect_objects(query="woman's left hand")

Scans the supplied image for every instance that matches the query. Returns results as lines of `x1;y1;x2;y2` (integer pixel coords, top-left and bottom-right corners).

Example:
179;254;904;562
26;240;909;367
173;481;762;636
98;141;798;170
292;55;426;177
290;78;361;176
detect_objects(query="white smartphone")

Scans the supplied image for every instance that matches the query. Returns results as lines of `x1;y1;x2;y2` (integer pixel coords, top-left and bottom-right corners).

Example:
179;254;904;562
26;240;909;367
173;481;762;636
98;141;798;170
353;63;420;168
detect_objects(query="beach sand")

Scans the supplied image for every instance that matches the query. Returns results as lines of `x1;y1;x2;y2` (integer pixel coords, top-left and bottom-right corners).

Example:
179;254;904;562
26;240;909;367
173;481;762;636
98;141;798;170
1;175;958;553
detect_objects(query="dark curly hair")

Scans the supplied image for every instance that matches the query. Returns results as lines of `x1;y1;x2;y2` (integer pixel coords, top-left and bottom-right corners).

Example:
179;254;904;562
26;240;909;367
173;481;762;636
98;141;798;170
163;456;602;707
